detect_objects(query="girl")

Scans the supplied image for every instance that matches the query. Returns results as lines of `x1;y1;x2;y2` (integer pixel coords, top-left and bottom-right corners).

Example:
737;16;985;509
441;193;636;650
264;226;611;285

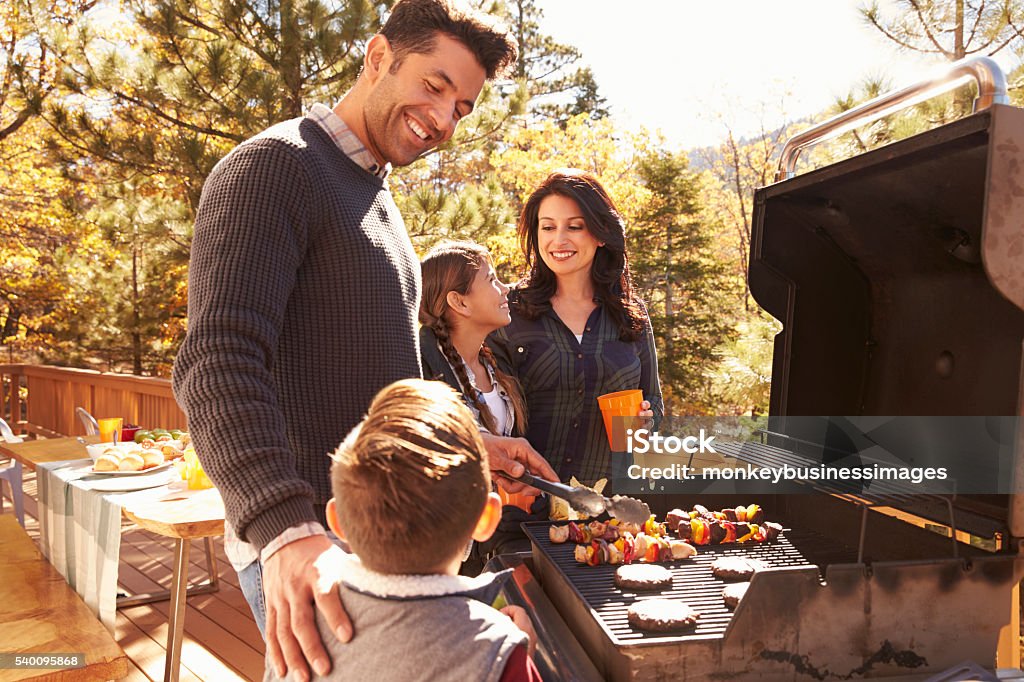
419;241;545;560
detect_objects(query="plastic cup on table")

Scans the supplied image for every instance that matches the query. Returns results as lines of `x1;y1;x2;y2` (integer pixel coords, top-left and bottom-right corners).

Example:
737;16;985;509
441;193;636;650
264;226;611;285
183;447;214;490
597;389;644;451
97;417;124;444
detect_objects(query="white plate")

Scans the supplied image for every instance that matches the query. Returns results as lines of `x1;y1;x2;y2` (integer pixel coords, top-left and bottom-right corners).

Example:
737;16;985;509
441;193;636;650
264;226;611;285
88;461;174;476
87;469;176;492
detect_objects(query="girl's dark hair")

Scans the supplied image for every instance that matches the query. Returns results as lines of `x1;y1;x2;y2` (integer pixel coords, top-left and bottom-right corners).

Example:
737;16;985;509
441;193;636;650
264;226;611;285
381;0;517;79
515;169;645;341
420;241;528;435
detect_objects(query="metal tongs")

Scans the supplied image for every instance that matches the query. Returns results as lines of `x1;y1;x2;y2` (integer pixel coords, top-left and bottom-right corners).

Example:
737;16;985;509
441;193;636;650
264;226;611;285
515;470;651;526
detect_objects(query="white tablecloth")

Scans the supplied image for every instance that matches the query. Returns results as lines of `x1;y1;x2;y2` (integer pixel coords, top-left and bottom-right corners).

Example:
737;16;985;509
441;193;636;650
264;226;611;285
36;459;177;631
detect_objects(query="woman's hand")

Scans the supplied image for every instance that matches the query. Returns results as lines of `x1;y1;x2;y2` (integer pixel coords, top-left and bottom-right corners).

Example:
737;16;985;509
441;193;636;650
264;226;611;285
637;399;654;429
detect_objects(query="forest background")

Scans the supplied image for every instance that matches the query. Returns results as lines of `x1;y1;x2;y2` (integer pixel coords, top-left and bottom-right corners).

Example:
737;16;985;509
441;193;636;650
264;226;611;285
4;0;1024;416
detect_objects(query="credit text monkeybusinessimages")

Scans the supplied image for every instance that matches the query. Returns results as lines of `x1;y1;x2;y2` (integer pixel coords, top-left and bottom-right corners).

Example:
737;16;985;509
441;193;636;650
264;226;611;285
624;429;948;485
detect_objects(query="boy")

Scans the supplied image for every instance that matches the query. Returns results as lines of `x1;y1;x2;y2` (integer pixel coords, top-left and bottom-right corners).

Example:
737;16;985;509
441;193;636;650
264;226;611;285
264;378;541;681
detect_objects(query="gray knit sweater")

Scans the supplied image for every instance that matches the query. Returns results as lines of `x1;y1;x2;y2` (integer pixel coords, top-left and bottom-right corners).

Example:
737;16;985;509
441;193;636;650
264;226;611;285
172;116;421;551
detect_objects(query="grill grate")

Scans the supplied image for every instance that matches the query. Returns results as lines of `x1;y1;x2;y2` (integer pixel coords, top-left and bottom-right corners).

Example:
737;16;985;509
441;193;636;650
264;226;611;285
524;521;855;643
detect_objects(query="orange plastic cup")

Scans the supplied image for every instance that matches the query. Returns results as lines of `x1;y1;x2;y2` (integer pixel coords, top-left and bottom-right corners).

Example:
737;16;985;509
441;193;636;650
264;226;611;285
597;389;643;451
497;487;537;513
98;417;123;444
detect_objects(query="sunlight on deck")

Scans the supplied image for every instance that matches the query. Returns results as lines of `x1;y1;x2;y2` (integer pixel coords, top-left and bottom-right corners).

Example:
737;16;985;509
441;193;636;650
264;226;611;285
7;469;264;682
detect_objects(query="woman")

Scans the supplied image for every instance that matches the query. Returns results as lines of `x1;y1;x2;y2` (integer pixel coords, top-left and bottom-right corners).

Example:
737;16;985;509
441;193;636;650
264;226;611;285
490;169;662;487
419;241;547;560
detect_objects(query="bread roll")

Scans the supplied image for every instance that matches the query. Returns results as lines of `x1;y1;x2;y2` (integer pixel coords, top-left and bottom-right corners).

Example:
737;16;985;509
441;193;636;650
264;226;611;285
94;454;120;472
142;450;163;469
119;453;144;471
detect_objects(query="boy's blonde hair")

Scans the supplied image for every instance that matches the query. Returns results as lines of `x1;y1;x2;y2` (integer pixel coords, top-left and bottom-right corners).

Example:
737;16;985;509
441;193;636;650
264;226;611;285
330;379;490;574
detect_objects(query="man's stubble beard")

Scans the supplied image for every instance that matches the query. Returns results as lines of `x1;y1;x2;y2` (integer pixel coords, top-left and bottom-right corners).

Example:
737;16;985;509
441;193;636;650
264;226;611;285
363;76;423;168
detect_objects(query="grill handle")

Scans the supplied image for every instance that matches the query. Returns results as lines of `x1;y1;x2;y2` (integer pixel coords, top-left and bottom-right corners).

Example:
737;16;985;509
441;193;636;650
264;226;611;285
777;55;1009;181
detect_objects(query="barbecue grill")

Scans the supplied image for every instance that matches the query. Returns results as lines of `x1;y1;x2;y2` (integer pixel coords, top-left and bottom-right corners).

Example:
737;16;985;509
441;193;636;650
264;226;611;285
491;57;1024;680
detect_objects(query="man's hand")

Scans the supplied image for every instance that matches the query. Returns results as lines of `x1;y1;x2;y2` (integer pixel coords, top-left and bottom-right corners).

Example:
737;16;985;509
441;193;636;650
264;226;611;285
500;605;537;658
264;535;353;681
480;432;559;493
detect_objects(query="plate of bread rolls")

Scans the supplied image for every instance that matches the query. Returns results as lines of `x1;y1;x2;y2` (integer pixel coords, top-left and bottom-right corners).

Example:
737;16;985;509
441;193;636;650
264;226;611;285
87;444;177;475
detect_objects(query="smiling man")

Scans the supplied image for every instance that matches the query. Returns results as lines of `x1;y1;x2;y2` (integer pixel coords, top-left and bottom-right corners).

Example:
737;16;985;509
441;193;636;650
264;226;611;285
172;2;557;681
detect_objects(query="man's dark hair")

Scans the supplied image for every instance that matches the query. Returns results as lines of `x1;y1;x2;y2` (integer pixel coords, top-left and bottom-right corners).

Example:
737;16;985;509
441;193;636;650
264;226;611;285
381;0;517;79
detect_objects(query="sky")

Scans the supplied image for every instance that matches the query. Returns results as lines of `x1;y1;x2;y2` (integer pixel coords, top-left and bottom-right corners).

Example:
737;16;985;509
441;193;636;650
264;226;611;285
535;0;1020;150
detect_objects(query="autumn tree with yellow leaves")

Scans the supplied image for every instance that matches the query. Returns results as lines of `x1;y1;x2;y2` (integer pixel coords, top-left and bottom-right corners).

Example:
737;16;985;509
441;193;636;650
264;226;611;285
4;0;781;415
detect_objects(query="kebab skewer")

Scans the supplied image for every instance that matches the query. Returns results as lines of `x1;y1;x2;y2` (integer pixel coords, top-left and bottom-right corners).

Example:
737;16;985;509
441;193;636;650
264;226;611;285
665;504;783;545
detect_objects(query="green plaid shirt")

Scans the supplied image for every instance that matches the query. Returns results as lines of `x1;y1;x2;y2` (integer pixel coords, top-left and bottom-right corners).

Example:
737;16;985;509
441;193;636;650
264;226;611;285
489;298;663;485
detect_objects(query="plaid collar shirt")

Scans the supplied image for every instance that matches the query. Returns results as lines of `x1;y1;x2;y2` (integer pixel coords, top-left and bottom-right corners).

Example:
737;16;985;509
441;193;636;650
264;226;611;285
489;298;664;486
307;103;390;178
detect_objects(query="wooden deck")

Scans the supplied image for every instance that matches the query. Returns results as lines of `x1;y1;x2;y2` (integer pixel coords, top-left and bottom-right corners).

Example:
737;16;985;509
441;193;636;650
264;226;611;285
5;469;265;682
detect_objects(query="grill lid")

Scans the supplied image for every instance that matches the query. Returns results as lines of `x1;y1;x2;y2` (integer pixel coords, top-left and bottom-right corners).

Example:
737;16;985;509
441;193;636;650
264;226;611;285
749;105;1024;529
751;107;1024;418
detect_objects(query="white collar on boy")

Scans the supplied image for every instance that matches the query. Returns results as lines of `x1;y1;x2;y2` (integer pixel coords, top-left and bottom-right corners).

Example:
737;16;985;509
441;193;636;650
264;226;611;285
331;553;510;600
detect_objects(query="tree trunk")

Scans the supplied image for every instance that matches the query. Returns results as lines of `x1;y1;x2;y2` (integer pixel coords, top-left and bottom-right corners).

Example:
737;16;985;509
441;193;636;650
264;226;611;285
727;132;752;312
953;0;969;116
280;0;303;118
131;238;143;375
513;0;527;81
664;220;674;376
954;0;965;60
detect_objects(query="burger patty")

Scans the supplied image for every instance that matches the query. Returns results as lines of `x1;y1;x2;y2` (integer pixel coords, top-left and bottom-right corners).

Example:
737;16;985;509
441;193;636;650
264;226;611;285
614;564;673;591
722;581;749;608
627;599;699;632
711;556;769;581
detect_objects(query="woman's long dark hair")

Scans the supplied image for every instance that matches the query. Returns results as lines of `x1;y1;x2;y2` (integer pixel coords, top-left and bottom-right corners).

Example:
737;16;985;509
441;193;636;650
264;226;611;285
420;241;528;436
515;169;645;341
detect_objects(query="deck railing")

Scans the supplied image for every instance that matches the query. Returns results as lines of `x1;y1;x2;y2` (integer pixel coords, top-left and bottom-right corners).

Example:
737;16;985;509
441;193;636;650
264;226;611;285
0;364;185;437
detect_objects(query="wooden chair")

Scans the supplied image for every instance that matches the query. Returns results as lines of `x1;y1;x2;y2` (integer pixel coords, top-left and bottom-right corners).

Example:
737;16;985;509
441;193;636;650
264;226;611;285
0;417;24;527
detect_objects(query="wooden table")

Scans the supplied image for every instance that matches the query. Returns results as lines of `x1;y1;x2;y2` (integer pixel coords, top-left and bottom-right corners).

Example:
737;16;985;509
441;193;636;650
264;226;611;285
0;435;98;472
0;515;128;681
3;436;228;682
123;489;225;682
0;437;97;532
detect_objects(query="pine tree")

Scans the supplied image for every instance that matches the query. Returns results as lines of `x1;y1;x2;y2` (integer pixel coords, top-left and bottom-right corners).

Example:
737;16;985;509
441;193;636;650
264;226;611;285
860;0;1024;114
632;149;736;414
500;0;608;121
49;0;385;211
861;0;1020;61
29;0;387;373
395;0;608;258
